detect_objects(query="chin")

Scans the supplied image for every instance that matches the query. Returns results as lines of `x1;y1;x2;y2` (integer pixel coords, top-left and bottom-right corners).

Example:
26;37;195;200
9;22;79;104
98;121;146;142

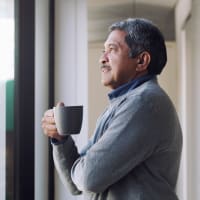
101;81;108;87
101;80;110;87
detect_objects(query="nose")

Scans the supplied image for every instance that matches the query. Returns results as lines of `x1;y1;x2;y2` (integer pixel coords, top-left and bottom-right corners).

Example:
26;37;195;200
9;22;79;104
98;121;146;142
99;51;108;64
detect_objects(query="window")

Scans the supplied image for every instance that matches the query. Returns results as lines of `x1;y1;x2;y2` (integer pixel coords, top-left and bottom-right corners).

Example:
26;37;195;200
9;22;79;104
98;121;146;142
0;0;15;199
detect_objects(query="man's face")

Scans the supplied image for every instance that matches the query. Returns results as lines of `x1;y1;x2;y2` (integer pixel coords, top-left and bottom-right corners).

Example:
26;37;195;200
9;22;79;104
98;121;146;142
99;29;138;89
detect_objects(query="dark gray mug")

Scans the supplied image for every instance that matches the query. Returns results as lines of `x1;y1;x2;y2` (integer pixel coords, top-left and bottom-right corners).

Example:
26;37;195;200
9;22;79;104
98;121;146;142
53;105;83;135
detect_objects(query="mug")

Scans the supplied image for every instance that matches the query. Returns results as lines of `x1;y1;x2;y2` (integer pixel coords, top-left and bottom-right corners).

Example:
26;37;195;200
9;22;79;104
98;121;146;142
53;105;83;135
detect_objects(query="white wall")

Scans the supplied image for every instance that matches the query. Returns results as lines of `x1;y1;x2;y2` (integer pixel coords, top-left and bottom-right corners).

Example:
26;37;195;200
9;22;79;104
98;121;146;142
175;0;200;199
35;0;50;199
54;0;88;199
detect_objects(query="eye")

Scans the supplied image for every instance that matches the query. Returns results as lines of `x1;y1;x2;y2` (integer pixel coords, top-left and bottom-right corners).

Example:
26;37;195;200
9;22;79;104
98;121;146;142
102;44;117;54
109;44;118;52
109;46;114;51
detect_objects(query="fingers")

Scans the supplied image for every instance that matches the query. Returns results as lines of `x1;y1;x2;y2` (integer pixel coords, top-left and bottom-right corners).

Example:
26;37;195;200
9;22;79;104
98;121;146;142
41;102;65;141
42;117;57;135
44;109;54;118
43;115;55;124
42;109;55;124
56;102;65;107
42;121;64;141
42;124;57;136
42;108;58;137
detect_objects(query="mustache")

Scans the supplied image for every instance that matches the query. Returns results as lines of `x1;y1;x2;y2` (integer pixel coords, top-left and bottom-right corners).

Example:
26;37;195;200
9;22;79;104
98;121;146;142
100;64;111;70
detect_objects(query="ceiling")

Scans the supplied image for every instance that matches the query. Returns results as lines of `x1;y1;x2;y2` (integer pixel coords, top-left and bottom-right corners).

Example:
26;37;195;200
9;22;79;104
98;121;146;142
88;0;178;42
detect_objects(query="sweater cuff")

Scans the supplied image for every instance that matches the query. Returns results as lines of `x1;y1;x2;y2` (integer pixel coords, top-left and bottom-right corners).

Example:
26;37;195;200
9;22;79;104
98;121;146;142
51;136;69;145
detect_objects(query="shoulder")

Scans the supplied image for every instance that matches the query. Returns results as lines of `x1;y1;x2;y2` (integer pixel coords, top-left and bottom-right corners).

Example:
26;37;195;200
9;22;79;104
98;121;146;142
131;79;168;99
129;79;173;107
116;79;176;119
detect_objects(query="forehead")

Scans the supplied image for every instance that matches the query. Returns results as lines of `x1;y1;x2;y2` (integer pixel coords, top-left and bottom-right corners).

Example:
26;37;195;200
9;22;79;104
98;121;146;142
104;30;127;47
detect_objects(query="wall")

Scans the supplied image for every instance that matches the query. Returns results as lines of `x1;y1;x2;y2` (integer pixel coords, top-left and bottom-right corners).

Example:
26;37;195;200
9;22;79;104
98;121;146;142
175;0;200;199
54;0;88;199
35;0;50;199
88;42;110;136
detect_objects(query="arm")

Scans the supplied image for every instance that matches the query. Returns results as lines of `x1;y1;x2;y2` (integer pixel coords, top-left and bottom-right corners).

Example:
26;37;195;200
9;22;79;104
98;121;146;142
41;103;81;195
52;132;98;194
52;137;82;195
71;94;165;193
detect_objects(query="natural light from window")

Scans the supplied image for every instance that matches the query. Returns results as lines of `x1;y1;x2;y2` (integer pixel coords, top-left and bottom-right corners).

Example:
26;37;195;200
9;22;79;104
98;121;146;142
0;18;14;81
0;5;14;200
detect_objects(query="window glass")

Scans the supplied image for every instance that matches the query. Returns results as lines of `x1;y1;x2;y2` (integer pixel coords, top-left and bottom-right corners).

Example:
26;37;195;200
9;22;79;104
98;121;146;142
0;0;15;199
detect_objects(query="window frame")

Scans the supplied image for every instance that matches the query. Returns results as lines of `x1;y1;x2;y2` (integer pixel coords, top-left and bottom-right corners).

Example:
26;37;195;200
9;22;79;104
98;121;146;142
14;0;35;199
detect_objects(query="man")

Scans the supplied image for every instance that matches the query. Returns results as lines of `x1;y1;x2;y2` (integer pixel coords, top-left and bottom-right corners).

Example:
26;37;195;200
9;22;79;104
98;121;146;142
42;18;182;200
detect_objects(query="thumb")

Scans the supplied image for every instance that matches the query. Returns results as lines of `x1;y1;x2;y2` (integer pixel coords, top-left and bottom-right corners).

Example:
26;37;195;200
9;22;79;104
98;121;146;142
56;102;65;107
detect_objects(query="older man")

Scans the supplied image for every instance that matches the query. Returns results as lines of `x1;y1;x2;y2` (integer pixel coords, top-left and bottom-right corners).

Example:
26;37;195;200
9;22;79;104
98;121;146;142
42;18;182;200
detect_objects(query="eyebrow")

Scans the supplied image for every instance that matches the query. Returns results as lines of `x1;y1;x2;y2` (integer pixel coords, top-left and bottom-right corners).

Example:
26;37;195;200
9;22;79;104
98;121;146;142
104;41;121;48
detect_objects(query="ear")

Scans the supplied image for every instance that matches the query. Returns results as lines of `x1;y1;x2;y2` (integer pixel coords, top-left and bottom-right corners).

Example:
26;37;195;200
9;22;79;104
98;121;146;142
136;51;151;72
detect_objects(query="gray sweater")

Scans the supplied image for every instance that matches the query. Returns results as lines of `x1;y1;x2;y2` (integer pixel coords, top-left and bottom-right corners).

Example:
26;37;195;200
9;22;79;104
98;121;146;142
52;79;182;200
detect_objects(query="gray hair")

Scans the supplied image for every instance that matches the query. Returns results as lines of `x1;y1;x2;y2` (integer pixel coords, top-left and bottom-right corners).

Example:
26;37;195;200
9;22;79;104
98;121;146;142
109;18;167;75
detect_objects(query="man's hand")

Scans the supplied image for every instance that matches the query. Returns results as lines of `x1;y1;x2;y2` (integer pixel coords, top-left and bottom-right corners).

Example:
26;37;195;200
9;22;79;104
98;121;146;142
41;102;65;141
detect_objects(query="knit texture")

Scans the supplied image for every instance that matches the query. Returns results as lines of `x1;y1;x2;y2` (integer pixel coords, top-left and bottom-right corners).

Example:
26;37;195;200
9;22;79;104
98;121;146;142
53;79;182;200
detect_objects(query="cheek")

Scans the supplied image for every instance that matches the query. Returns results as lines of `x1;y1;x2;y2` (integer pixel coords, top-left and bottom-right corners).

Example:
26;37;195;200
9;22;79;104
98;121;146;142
109;53;131;74
109;55;123;69
111;59;125;74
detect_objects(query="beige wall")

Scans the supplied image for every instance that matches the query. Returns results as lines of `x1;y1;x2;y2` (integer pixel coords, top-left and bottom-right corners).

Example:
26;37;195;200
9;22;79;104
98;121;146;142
175;0;200;199
88;41;178;136
158;42;177;108
88;42;110;136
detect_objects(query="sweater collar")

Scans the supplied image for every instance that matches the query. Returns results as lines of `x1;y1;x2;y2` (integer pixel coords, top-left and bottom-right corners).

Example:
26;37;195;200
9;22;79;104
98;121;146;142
108;74;156;100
